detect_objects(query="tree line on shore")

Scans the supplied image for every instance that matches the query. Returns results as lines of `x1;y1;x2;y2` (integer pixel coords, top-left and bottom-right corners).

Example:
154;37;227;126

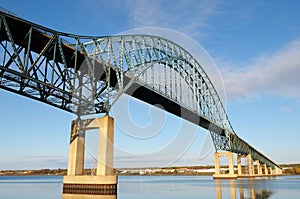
1;164;299;176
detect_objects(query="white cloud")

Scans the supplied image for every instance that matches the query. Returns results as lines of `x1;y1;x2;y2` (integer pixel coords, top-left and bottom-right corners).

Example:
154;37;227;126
281;106;293;113
221;38;300;101
124;0;223;38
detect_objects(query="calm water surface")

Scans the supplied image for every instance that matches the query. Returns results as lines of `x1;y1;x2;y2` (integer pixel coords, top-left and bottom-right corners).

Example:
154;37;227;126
0;175;299;199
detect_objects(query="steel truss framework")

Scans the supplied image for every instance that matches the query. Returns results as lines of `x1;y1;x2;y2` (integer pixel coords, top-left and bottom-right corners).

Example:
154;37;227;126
0;10;279;168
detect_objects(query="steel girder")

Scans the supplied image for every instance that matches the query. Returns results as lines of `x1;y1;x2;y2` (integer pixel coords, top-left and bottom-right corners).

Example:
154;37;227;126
0;10;280;168
84;35;230;129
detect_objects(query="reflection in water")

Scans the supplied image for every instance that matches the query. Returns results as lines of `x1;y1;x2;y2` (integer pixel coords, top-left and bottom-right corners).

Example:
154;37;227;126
62;194;116;199
61;178;274;199
215;179;274;199
2;175;300;199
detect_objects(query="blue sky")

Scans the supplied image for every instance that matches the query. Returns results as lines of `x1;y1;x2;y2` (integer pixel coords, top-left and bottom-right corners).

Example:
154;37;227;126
0;0;300;170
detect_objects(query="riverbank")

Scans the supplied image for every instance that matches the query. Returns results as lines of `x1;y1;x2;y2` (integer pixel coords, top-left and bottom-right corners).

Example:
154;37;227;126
1;164;299;176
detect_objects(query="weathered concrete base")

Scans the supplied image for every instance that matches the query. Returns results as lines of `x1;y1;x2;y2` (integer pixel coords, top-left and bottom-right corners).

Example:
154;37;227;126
63;176;117;195
62;194;116;199
213;174;238;179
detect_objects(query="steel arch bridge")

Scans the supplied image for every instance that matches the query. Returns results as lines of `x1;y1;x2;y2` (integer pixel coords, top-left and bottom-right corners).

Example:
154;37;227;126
0;10;279;169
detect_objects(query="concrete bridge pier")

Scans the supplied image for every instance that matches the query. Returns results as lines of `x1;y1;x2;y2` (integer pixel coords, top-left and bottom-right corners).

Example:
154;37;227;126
63;115;117;195
272;167;282;176
269;167;273;175
237;154;255;178
213;152;237;179
263;164;268;175
237;154;245;176
261;165;282;177
246;154;255;177
254;160;262;176
275;167;282;175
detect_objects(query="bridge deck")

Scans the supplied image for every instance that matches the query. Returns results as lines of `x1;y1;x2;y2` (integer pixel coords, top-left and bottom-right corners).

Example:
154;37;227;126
0;14;83;67
0;11;120;86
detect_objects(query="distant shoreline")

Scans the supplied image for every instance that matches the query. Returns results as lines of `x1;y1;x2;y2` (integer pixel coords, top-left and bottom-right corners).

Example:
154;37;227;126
0;164;299;176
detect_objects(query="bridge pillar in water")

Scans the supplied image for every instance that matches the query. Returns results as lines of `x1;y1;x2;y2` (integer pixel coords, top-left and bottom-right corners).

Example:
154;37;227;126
237;154;244;176
66;120;85;176
273;167;282;175
213;152;237;179
254;160;262;176
63;115;117;195
247;154;254;176
237;155;242;176
275;167;282;175
269;167;273;175
237;154;256;178
263;164;268;175
279;167;283;175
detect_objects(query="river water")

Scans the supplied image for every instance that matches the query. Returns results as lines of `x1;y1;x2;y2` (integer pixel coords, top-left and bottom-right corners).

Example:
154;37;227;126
0;175;299;199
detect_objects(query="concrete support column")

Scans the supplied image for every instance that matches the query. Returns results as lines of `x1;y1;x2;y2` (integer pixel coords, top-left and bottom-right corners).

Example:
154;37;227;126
237;155;243;175
228;152;235;175
213;152;237;179
255;160;262;175
63;116;117;195
269;167;273;175
214;152;221;175
247;154;254;175
67;120;85;176
84;115;115;176
214;152;235;175
96;116;114;176
263;164;268;175
276;167;282;175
